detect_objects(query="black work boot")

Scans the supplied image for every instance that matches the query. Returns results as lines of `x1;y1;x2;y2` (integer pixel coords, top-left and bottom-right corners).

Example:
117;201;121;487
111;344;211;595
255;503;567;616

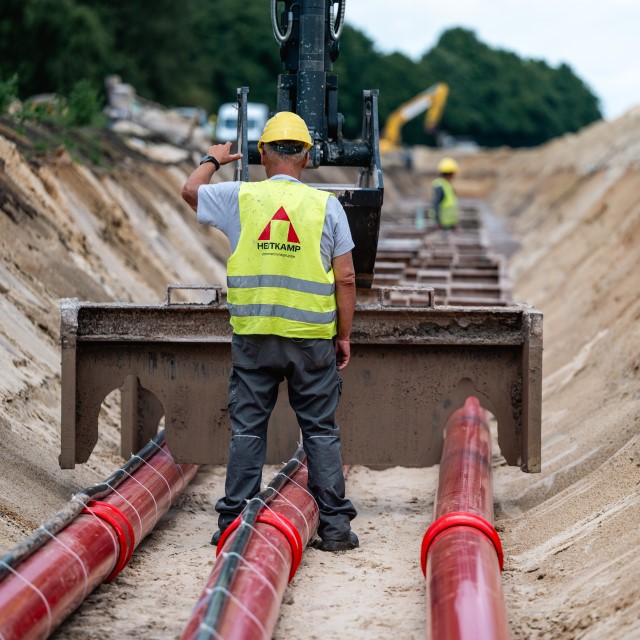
211;513;238;546
309;530;359;552
210;529;223;546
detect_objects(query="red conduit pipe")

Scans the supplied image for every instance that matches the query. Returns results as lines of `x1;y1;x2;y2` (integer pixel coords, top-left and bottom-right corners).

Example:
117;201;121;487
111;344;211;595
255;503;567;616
0;444;198;640
182;461;319;640
421;396;510;640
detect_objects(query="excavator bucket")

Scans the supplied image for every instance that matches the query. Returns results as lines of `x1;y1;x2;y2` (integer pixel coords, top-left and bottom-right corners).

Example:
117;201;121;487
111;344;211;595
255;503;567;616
235;84;384;289
320;179;382;289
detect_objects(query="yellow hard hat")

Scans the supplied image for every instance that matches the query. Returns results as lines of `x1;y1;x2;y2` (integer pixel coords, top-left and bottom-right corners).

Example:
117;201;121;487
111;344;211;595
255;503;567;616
258;111;313;152
437;157;459;174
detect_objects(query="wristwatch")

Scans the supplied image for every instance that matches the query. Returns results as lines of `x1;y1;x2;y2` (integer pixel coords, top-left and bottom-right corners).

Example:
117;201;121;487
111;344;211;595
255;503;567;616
199;154;221;170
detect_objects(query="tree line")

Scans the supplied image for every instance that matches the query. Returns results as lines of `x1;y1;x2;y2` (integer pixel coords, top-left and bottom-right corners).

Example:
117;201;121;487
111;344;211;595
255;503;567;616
0;0;601;147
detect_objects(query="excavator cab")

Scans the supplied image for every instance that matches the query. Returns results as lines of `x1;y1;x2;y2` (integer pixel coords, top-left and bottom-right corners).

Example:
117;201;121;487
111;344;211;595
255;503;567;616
233;0;384;288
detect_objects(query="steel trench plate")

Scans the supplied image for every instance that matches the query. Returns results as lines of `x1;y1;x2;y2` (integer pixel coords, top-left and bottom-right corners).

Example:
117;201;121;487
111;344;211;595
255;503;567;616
60;290;542;472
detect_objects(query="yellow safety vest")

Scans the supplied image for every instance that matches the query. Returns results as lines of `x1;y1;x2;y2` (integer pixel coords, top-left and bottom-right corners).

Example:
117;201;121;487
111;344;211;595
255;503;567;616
227;180;337;339
429;177;459;228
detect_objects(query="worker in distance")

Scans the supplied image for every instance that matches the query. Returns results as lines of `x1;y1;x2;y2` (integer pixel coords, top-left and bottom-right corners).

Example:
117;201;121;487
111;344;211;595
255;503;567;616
182;111;359;552
430;156;460;231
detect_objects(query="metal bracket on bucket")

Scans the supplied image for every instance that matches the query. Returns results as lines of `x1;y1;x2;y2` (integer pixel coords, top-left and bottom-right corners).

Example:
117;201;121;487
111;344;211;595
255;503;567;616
164;284;223;306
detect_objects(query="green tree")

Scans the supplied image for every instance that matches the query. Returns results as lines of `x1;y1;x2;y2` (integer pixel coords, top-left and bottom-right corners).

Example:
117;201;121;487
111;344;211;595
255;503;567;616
0;74;19;114
333;27;425;137
65;79;105;126
419;28;601;146
189;0;281;111
0;0;110;98
0;3;602;146
79;0;206;108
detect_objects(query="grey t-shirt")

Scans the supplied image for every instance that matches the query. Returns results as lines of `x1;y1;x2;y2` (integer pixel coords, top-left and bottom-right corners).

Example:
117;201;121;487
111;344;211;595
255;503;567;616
197;175;354;272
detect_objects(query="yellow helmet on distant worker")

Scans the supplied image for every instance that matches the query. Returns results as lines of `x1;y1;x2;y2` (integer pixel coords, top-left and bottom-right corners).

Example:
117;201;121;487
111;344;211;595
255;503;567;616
258;111;313;152
437;157;459;175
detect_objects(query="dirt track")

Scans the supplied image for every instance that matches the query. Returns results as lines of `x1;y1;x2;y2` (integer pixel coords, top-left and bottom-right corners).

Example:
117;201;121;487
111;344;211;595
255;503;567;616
1;110;640;638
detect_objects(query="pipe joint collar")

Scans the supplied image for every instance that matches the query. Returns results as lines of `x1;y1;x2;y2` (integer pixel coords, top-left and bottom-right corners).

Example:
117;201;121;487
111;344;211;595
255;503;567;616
420;511;504;576
82;501;135;582
217;511;303;582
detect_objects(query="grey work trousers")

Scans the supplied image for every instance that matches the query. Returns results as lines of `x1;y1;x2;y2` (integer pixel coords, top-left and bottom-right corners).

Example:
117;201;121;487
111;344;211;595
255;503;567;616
215;333;357;541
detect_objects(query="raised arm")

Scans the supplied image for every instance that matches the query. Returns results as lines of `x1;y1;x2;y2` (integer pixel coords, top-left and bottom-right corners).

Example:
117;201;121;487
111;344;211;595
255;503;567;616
181;142;243;212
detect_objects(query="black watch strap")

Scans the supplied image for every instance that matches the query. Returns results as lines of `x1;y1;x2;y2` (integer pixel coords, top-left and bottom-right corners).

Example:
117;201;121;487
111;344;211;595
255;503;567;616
200;154;221;170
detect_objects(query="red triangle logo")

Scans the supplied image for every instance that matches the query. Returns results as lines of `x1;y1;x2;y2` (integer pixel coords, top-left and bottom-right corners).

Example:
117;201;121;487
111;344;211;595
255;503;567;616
287;224;300;243
258;206;300;243
258;221;271;240
272;206;290;221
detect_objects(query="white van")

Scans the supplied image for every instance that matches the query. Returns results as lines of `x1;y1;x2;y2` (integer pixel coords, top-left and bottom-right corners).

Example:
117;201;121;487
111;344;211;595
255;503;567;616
214;102;269;142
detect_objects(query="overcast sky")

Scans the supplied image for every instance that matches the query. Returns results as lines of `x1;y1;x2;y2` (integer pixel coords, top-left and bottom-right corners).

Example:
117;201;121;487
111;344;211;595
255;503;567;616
345;0;640;120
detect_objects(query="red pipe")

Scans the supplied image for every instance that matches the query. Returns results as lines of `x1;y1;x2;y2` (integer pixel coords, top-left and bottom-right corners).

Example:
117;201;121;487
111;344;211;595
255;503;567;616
421;396;510;640
182;461;319;640
0;445;198;640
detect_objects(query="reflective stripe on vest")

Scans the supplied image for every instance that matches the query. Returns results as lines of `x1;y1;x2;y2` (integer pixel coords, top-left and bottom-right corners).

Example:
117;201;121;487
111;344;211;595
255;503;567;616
429;177;458;227
227;180;337;339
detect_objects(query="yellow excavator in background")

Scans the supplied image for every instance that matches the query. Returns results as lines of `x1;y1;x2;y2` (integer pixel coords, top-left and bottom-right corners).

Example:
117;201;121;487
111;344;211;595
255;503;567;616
379;82;449;155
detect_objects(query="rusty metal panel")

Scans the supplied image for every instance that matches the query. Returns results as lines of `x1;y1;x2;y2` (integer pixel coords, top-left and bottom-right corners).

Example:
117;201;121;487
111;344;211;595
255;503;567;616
60;286;542;472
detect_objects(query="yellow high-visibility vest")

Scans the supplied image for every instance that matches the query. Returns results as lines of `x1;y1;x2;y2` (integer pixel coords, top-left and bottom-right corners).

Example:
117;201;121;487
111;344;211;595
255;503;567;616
429;177;459;228
227;180;337;339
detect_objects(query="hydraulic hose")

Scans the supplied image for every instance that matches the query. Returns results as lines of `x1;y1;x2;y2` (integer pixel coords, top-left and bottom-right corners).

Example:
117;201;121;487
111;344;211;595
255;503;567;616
182;446;319;640
0;432;198;640
271;0;293;43
329;0;346;40
421;396;510;640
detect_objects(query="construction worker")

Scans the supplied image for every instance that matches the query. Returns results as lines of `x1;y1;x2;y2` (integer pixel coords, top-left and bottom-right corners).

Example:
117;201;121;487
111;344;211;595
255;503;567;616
181;111;359;552
429;156;459;231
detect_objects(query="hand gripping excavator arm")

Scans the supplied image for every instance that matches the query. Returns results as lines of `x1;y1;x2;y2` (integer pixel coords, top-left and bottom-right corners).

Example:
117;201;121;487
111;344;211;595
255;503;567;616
234;0;384;288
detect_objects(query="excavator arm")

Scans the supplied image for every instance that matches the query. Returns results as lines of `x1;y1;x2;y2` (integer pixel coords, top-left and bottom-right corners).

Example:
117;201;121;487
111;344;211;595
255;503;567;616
234;0;384;288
